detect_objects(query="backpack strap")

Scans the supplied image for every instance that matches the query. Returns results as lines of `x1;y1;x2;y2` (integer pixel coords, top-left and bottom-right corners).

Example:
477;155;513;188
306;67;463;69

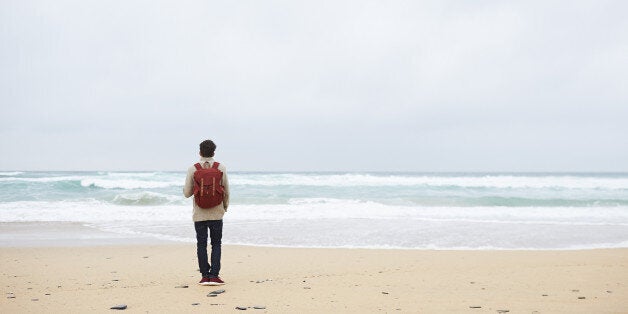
194;163;203;170
212;162;220;169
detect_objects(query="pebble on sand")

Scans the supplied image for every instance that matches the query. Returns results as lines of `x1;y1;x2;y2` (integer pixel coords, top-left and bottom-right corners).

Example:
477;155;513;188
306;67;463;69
578;296;586;299
110;304;127;310
253;306;266;309
236;306;248;310
191;303;200;306
470;306;482;309
208;289;226;297
175;285;189;288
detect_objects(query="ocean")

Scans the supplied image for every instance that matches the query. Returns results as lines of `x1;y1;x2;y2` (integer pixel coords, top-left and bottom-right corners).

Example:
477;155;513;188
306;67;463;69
1;171;628;249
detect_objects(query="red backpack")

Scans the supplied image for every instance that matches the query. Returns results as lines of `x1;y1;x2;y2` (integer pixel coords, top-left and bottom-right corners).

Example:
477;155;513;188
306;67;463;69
193;162;225;208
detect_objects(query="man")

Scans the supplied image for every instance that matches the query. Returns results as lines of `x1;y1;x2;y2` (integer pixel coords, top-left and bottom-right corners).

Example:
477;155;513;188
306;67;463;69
183;139;230;286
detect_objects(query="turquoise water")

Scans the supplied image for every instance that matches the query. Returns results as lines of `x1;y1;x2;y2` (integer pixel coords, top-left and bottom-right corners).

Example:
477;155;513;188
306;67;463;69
1;171;628;249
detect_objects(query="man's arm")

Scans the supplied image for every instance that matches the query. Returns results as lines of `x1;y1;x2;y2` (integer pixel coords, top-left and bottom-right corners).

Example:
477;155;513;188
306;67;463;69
222;167;229;211
183;167;194;198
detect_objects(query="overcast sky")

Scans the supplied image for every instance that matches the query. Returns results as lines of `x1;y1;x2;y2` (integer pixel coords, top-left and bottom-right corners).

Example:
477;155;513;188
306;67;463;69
1;0;627;172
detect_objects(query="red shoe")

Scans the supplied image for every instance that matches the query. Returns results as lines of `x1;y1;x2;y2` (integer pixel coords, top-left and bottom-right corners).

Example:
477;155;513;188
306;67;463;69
198;277;212;286
208;277;225;286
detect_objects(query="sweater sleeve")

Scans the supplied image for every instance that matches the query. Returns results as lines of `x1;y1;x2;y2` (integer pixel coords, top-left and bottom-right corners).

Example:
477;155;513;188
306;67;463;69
183;166;194;198
221;166;229;211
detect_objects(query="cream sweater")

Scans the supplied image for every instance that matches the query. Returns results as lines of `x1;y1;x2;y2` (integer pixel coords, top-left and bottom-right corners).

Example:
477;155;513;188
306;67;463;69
183;157;230;222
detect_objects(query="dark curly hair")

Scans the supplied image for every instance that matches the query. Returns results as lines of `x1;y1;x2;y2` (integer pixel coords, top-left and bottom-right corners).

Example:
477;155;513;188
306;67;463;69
199;140;216;157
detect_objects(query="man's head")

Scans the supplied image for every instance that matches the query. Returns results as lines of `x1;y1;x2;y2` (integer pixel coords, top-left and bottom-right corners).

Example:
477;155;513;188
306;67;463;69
199;140;217;158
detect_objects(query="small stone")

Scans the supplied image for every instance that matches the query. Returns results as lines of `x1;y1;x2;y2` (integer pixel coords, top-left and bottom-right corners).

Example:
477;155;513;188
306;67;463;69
542;294;548;297
45;293;51;296
497;310;510;313
208;294;218;297
571;289;579;292
578;296;586;299
235;306;248;310
303;287;311;289
470;306;482;309
143;256;149;258
112;279;119;282
253;306;266;309
211;289;226;294
607;290;612;293
191;303;200;306
31;298;39;301
7;296;15;299
175;285;188;288
382;292;389;295
110;304;127;310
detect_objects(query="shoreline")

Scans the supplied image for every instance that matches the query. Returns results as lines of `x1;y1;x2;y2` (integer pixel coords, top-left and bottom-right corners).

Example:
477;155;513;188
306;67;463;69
2;221;628;251
1;244;627;313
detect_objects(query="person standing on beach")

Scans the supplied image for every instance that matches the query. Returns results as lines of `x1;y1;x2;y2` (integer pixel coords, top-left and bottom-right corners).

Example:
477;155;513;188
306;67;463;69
183;139;230;286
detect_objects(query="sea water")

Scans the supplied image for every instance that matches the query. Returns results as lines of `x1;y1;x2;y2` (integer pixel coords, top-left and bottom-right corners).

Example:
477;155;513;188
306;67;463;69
1;171;628;249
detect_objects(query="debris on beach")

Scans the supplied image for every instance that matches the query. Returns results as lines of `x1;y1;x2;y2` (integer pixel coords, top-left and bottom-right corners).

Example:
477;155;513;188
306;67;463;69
31;298;39;301
578;296;586;299
191;303;200;306
255;279;272;283
497;310;510;313
208;289;226;297
175;285;188;288
470;306;482;309
110;304;127;310
382;291;389;295
235;306;266;310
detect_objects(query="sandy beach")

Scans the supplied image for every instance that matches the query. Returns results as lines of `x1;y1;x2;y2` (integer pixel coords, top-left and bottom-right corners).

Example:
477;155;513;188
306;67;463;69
1;243;627;313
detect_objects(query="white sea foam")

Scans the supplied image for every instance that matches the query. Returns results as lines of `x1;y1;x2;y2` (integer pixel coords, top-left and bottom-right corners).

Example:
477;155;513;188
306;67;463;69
105;172;160;177
0;176;85;182
0;200;190;223
80;178;181;189
232;173;628;190
2;199;627;249
111;191;184;206
3;199;627;226
0;171;23;176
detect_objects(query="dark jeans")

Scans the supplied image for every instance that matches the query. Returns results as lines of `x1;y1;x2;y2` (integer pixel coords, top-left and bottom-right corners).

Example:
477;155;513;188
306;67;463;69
194;220;223;278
